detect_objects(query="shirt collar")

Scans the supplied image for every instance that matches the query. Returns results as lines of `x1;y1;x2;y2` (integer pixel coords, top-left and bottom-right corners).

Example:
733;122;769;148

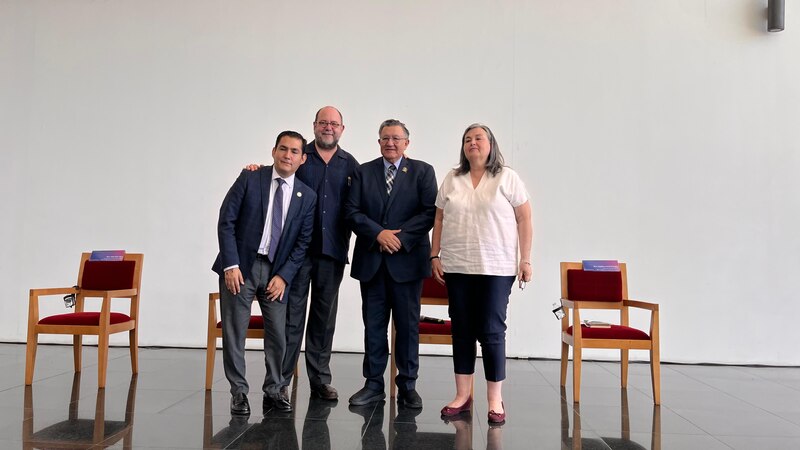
383;156;403;170
271;169;295;189
307;141;344;160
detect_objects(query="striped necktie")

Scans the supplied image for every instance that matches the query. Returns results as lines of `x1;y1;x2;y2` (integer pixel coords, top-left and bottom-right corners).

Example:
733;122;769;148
386;164;396;195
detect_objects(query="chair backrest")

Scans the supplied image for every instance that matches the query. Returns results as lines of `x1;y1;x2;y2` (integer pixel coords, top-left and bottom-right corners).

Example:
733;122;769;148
77;253;144;291
560;262;628;303
420;276;448;306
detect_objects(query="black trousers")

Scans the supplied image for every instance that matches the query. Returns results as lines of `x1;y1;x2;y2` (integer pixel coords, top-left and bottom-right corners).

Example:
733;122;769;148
282;255;345;388
219;257;287;395
444;273;514;382
360;263;423;392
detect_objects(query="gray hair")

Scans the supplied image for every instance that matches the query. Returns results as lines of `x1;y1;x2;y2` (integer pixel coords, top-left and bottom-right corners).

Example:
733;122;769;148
378;119;410;138
456;123;505;176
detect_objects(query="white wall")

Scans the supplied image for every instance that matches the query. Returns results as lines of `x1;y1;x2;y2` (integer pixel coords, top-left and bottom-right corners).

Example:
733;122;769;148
2;0;798;365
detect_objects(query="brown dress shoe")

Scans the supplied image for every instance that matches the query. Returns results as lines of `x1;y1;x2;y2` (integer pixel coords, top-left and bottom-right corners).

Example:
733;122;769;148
311;384;339;400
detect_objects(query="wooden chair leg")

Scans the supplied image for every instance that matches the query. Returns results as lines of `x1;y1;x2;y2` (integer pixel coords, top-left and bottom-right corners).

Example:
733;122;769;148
292;359;299;390
73;335;83;373
621;349;629;388
205;334;216;390
129;328;139;374
572;346;582;403
98;333;109;389
25;333;38;385
560;341;569;386
651;346;661;405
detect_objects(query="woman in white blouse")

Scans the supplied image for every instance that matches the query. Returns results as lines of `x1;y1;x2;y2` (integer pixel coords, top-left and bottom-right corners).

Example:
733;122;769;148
431;123;532;425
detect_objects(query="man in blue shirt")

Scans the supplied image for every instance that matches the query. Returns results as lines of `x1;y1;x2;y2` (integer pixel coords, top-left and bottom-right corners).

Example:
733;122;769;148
249;106;359;400
286;106;358;400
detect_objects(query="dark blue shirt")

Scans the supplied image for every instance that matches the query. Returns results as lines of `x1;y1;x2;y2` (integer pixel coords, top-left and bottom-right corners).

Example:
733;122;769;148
295;141;359;263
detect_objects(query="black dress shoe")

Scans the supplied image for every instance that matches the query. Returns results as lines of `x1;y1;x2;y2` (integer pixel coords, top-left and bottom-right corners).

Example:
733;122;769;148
397;389;423;409
310;383;339;400
349;386;385;406
263;393;293;412
230;393;251;415
279;385;290;402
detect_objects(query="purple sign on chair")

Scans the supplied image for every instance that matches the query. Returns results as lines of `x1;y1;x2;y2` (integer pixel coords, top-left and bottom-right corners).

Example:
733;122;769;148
89;250;126;261
581;260;620;272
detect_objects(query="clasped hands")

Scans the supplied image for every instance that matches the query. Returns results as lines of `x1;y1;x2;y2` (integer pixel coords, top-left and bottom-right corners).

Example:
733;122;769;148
224;267;286;301
377;229;402;254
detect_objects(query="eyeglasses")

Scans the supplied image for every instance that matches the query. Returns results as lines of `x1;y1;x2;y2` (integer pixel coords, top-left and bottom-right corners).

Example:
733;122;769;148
380;136;407;143
315;121;341;129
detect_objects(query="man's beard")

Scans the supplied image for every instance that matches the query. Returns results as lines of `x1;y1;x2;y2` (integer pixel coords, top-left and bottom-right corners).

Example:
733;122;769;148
315;137;338;150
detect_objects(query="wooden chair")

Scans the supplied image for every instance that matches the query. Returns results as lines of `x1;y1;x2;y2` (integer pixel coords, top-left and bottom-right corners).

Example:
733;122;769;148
25;252;143;388
205;292;298;390
23;372;138;449
390;277;473;399
559;262;660;404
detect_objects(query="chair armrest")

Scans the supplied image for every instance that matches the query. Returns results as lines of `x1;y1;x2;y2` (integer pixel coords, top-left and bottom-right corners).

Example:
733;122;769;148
29;287;78;297
623;299;659;311
560;298;623;310
80;288;138;298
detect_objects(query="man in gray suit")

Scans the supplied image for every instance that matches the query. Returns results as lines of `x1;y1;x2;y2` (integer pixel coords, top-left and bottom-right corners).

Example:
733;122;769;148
212;130;317;415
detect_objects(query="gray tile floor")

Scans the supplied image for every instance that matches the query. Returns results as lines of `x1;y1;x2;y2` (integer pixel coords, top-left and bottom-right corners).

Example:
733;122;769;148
2;343;800;449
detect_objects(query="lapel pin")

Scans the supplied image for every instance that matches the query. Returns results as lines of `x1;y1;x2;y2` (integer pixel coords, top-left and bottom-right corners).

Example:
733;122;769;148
402;167;408;173
297;192;302;197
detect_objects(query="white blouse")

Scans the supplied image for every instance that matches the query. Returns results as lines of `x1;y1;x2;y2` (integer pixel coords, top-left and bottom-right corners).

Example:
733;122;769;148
435;167;529;276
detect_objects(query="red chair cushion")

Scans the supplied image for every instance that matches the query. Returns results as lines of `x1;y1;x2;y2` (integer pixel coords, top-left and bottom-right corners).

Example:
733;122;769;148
419;320;452;335
567;269;622;302
39;312;132;326
81;260;136;290
216;316;264;329
566;325;649;340
422;276;448;298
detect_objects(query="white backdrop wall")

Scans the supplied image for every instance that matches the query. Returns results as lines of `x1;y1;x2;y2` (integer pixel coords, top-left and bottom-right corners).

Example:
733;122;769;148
2;0;798;365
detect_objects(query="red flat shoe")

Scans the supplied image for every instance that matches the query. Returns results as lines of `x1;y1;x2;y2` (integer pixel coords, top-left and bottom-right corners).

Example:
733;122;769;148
488;402;505;425
440;397;472;417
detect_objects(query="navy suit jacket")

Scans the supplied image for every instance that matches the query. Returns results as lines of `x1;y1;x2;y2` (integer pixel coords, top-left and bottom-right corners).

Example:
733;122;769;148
345;156;437;283
212;166;317;291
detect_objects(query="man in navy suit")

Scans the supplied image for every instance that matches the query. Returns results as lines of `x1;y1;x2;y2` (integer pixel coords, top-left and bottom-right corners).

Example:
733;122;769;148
212;130;317;416
345;119;437;408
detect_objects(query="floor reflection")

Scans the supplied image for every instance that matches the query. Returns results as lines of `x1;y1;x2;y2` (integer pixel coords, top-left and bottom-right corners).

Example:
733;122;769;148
302;395;336;449
22;372;138;449
560;387;661;450
203;388;309;449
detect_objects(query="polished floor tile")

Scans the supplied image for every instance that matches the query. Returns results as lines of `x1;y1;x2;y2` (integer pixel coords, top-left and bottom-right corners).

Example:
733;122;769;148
3;343;800;449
